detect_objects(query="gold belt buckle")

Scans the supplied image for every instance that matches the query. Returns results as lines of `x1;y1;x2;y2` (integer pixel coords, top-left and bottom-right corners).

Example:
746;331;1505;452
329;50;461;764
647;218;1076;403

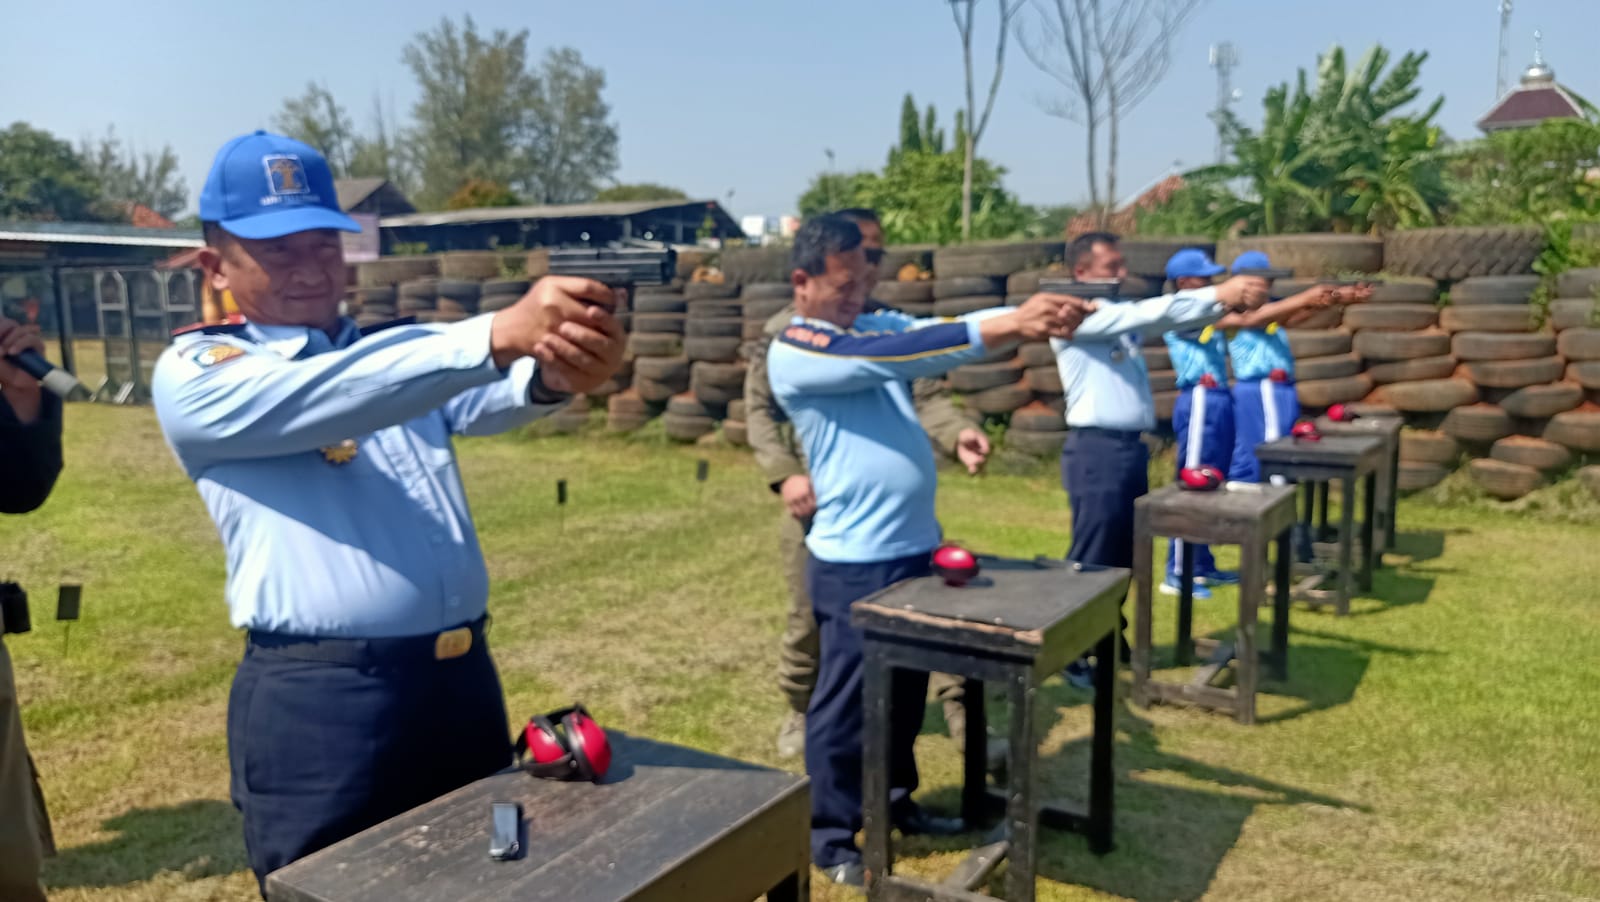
434;626;473;660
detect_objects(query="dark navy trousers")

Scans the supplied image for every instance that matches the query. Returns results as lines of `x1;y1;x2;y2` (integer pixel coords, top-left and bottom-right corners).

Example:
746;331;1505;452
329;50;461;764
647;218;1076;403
805;552;932;868
1062;428;1149;570
227;625;511;894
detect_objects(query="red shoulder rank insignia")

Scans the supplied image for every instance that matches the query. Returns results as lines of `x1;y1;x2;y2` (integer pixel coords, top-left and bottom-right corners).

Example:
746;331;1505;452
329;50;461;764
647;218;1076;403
190;343;247;368
783;325;832;349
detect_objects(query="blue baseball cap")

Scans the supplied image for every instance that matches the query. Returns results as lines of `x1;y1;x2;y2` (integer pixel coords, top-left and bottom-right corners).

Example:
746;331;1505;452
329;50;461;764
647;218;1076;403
1165;248;1225;281
1231;250;1272;273
199;130;360;239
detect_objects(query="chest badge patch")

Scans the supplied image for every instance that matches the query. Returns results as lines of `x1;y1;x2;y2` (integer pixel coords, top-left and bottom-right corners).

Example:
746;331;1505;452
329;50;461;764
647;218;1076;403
320;439;359;465
191;344;246;368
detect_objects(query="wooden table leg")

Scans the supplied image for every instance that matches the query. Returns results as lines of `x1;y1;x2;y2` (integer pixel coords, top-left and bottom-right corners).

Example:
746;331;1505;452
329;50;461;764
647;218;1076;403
1300;481;1315;545
1338;475;1356;616
1089;631;1116;855
1176;541;1194;666
861;644;893;889
1385;440;1400;553
1360;472;1378;591
1316;481;1331;540
961;678;987;825
1004;670;1037;902
1272;529;1291;681
766;869;806;902
1132;524;1154;708
1235;540;1261;726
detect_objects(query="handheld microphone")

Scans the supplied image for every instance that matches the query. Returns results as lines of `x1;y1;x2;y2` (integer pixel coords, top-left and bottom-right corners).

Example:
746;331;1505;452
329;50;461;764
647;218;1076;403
5;350;89;401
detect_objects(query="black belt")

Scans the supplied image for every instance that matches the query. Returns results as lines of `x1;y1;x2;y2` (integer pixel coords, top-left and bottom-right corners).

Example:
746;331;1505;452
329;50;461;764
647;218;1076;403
246;616;489;666
1070;427;1144;441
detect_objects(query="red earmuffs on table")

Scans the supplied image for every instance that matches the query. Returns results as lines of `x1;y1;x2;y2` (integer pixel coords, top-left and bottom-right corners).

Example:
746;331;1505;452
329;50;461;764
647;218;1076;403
1178;465;1225;491
515;704;613;782
1291;420;1323;442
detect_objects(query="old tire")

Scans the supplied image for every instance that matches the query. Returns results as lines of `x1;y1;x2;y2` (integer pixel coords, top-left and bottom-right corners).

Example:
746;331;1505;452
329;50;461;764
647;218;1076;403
1468;459;1544;500
933;276;1007;299
634;313;685;335
967;381;1033;414
685;317;743;338
1217;234;1383;277
1490;436;1573;472
1287;328;1353;358
1555;267;1600;299
1557;328;1600;361
1383;226;1545;280
482;278;530;298
684;337;742;362
950;361;1025;393
741;282;793;301
933;241;1065;278
663;412;716;443
684;280;741;301
690;361;747;405
633;373;685;403
1543;411;1600;452
1550;298;1599;332
1566;361;1600;389
1439;305;1534;333
632;355;690;384
1460;356;1565;389
1007;428;1067;456
1148;370;1179;393
1142;344;1171;370
1295;353;1363;381
1026;365;1063;394
437;251;502;280
1297;374;1372;408
1441;404;1514;443
1374;378;1480;412
719;247;792;284
743;298;791;322
1368;280;1438;304
1295;307;1346;330
1399;429;1459;465
1397;461;1450;492
1451;332;1556;361
1578;465;1600;500
357;256;439;287
635;294;688;314
1450;275;1540;306
934;295;1004;317
1342;304;1438;332
687;301;742;319
1153;390;1178;421
1010;401;1064;432
629;333;684;358
1498;382;1583;419
1019;342;1056;368
1354;329;1451;361
874;281;935;305
1367;355;1457;385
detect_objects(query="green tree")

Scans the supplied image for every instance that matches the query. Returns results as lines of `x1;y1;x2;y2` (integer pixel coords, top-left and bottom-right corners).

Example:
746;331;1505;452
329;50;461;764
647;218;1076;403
898;94;923;155
798;171;870;218
1444;118;1600;226
0;122;108;221
79;128;189;221
522;47;620;204
446;179;520;210
273;82;356;176
594;183;688;202
853;148;1029;244
347;95;415;196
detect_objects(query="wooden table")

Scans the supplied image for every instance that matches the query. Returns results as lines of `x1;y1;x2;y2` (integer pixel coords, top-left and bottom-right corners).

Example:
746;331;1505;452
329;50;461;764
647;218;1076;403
264;733;810;902
1316;415;1402;554
1131;483;1299;724
852;558;1129;902
1254;434;1385;616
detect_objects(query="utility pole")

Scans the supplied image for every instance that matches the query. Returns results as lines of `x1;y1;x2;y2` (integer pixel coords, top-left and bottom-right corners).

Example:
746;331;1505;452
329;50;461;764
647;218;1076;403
1497;0;1514;98
1209;42;1239;165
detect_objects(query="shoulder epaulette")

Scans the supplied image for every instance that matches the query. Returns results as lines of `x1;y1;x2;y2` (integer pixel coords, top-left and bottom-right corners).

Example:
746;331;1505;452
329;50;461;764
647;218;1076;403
359;316;419;337
172;319;248;339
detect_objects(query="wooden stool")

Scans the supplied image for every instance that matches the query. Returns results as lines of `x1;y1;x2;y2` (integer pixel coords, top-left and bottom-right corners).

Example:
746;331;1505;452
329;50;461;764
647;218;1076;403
1131;483;1299;725
1316;416;1402;553
264;733;810;902
852;558;1128;902
1254;434;1384;615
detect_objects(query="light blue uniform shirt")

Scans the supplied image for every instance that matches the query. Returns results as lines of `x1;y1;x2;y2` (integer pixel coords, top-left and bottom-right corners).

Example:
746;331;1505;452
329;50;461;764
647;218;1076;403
152;314;566;638
1228;326;1297;382
1049;288;1226;431
767;307;1003;563
1164;326;1230;389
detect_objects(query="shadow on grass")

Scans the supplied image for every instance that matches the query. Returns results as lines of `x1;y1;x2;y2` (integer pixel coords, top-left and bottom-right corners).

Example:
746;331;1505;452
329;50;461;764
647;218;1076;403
43;800;245;891
912;707;1363;902
1389;529;1451;564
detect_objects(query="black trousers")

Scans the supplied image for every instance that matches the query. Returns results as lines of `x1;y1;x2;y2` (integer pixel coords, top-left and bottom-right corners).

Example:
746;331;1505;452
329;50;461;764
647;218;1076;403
227;623;511;894
804;552;932;868
1062;429;1149;656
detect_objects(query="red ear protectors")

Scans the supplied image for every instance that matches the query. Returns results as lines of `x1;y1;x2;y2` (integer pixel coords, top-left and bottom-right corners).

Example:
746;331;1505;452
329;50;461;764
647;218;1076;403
1178;465;1225;491
1291;420;1323;442
932;543;981;586
515;704;612;782
1326;403;1355;422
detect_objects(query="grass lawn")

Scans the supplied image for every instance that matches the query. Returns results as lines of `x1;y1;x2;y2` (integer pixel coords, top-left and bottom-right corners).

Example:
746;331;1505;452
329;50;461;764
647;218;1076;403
5;404;1598;902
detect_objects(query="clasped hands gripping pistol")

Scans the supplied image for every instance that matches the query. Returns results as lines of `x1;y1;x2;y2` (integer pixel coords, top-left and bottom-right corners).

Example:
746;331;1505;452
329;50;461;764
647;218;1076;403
546;247;677;311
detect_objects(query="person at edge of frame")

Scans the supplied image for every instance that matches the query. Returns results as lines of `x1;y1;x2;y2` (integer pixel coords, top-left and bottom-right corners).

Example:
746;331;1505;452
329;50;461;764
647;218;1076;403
745;207;989;761
1048;232;1268;690
149;130;626;895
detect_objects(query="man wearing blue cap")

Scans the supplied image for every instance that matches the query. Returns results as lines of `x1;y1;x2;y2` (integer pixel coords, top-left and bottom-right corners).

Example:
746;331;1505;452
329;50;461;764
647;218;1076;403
1225;251;1369;483
152;131;626;891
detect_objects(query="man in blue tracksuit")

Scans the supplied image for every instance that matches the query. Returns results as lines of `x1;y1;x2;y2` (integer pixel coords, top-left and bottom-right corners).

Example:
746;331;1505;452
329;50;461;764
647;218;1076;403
768;214;1094;888
1050;233;1266;686
1226;251;1368;483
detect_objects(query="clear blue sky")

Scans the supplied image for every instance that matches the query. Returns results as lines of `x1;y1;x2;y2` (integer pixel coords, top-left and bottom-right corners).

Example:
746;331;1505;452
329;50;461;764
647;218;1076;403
2;0;1591;220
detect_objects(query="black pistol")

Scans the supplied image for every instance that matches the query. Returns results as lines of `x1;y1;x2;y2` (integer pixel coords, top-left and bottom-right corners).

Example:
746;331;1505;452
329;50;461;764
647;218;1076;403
547;246;676;307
